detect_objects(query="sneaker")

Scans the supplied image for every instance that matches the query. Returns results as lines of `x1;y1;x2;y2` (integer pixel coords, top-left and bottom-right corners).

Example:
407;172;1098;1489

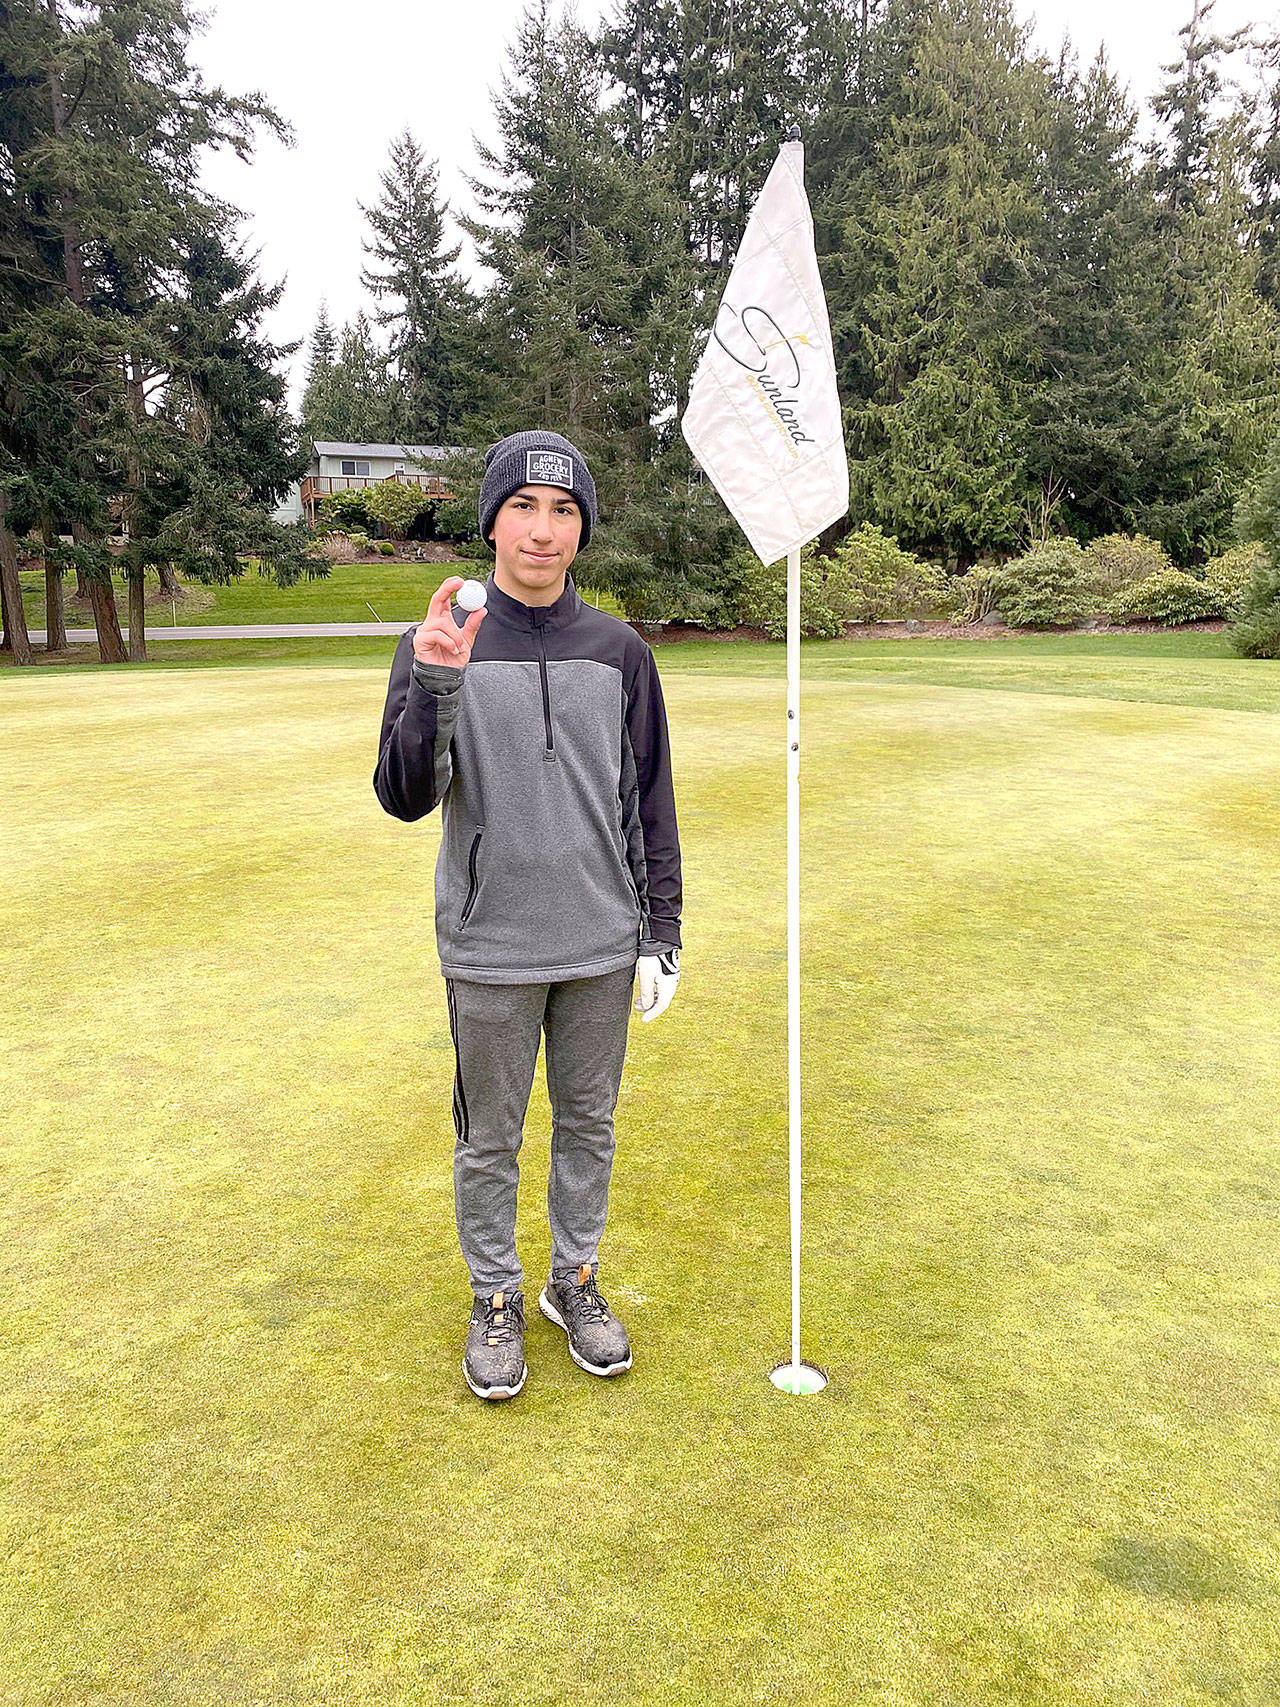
538;1264;632;1377
463;1289;528;1400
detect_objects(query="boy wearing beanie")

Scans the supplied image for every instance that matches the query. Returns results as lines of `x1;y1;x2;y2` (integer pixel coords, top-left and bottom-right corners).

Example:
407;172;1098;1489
373;431;683;1401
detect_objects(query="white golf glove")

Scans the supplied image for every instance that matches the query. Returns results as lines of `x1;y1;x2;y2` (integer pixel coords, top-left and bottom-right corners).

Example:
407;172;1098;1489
635;947;680;1023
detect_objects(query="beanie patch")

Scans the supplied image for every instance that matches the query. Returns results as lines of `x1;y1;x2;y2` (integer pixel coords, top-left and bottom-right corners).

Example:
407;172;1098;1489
526;449;573;488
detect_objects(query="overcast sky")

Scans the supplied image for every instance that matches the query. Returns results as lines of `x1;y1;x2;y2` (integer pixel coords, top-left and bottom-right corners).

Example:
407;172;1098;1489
189;0;1276;414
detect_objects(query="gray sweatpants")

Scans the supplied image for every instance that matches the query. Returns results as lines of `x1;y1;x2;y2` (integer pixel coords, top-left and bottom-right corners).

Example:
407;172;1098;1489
443;965;636;1298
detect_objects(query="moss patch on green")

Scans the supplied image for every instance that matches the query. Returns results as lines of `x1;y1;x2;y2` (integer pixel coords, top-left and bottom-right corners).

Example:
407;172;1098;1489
2;662;1279;1703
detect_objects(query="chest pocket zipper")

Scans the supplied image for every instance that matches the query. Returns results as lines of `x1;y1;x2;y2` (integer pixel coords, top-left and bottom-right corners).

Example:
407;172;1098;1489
534;625;555;758
460;830;483;927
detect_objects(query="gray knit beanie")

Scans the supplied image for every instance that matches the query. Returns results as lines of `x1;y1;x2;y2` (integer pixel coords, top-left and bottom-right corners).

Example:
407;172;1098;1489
478;430;597;552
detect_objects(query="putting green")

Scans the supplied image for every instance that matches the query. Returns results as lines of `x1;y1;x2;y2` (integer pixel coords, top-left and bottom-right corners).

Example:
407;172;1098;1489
2;656;1279;1704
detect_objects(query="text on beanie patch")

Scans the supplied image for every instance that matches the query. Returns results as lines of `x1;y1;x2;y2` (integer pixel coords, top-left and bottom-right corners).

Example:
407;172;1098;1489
526;450;573;489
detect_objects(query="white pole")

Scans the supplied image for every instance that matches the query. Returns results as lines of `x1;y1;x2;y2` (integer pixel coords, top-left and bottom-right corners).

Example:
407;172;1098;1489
786;544;802;1376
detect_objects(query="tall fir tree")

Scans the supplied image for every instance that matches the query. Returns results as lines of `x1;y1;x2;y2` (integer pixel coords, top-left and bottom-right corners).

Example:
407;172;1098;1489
1027;49;1175;541
1144;3;1280;557
320;312;399;444
358;130;470;443
460;3;693;461
0;0;306;662
1248;32;1280;310
299;299;343;445
600;0;807;271
1249;30;1280;310
849;0;1050;564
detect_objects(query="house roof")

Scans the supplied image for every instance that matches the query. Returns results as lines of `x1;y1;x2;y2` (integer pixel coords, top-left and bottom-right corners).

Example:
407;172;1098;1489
312;441;471;461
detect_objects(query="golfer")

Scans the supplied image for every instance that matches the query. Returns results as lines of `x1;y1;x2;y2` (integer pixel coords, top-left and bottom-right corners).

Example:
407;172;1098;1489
373;430;683;1401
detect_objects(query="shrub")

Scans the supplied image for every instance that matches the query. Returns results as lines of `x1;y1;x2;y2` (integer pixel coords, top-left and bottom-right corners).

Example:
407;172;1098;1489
1104;568;1223;624
730;546;841;639
377;540;395;556
430;495;478;541
1204;543;1266;620
1227;427;1280;655
819;524;923;622
364;480;430;541
320;489;373;531
306;529;369;565
1085;533;1171;597
1226;552;1280;656
451;539;492;562
946;565;1004;625
996;539;1093;628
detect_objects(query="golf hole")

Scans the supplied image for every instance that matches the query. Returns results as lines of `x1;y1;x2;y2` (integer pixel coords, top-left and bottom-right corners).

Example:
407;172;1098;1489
768;1361;828;1395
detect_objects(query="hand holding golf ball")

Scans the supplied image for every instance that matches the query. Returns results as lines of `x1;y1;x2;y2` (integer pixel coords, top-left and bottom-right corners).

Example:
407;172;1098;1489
413;576;488;669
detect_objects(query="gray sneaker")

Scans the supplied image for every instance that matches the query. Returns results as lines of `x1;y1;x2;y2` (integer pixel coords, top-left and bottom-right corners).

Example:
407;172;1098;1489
538;1265;632;1377
463;1289;527;1400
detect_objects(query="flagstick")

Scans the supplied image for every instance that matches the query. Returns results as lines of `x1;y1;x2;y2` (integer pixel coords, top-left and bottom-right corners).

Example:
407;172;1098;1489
787;543;802;1376
769;546;827;1396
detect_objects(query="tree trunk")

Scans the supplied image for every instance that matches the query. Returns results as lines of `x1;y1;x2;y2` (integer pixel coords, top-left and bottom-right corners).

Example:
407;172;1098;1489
73;522;125;662
44;537;67;651
122;351;147;663
157;561;179;597
128;568;146;661
73;566;91;601
0;492;33;665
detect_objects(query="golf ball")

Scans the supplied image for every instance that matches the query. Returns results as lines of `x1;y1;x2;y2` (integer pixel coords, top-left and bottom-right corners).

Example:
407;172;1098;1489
456;579;487;612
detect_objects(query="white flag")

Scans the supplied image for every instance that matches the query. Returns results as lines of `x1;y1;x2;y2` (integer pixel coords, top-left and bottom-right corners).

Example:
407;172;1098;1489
681;136;849;567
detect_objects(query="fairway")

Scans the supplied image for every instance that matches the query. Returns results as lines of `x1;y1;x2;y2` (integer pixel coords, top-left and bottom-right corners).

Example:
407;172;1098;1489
2;649;1279;1704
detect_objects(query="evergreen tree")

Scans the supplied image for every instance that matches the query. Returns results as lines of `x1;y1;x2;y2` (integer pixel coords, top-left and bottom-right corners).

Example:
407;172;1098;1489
0;0;303;662
1248;32;1280;309
460;4;694;461
1028;50;1174;541
359;130;470;443
321;311;399;444
1144;3;1280;557
849;0;1050;564
300;300;343;444
1151;0;1248;238
130;223;311;609
600;0;807;271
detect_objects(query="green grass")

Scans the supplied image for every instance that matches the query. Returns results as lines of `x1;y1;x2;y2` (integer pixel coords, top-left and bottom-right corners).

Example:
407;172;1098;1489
9;625;1280;720
17;560;622;630
2;650;1280;1703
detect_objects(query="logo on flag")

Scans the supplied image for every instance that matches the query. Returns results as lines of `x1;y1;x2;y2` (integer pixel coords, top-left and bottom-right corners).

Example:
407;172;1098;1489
711;305;818;454
526;450;573;489
681;137;849;566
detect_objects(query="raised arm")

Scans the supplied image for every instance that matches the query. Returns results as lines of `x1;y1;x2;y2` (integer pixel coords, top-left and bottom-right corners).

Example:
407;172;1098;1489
373;577;486;822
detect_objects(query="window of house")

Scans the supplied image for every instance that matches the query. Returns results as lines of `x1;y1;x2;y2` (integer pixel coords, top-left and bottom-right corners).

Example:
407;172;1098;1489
341;459;370;477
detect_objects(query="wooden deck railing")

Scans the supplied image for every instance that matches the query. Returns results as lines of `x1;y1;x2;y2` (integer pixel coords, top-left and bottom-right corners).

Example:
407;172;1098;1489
300;471;456;524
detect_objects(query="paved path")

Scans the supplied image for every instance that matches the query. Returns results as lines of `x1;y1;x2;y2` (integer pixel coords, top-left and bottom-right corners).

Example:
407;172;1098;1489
25;622;411;644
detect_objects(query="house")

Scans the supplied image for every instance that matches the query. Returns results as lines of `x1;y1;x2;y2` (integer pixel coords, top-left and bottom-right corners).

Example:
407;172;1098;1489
270;441;466;529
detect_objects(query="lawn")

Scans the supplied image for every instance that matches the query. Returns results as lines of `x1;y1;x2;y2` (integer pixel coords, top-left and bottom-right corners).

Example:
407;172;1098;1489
17;559;621;631
1;644;1278;1704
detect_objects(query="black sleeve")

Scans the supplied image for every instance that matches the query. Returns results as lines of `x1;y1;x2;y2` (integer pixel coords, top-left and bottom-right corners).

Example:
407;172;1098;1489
373;629;464;822
625;642;683;949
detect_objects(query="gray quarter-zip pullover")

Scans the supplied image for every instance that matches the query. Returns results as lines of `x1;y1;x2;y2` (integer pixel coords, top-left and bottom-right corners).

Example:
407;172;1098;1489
374;571;683;984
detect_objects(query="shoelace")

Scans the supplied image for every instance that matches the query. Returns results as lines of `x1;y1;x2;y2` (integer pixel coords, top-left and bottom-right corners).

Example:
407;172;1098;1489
482;1292;524;1347
567;1266;610;1325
